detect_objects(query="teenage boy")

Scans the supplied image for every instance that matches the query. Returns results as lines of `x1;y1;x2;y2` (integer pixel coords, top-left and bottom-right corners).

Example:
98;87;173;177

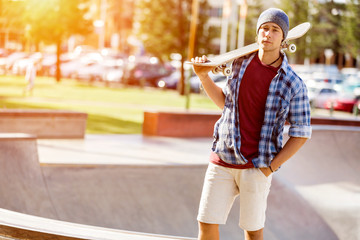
191;8;312;240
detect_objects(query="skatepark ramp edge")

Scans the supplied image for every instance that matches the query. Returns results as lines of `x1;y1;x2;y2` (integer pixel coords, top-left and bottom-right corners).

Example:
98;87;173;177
0;208;196;240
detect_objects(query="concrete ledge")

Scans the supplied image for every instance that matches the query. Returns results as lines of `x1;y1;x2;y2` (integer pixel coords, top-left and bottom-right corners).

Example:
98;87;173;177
0;109;87;139
0;133;36;140
311;116;360;126
143;111;360;137
0;208;196;240
143;111;220;138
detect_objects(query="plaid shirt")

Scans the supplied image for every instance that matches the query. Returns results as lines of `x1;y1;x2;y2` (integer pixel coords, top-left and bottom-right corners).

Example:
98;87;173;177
212;52;312;168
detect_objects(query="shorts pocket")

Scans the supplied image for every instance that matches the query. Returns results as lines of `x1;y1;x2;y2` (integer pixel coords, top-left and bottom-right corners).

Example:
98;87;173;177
241;168;272;193
256;168;271;179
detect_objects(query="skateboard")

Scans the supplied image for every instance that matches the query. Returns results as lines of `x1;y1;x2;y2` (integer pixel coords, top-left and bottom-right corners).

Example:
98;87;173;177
187;22;311;76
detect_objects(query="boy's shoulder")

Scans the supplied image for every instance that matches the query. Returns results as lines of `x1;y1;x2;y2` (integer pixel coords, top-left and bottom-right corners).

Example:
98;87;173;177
230;53;255;79
232;53;254;67
280;63;309;97
284;64;304;84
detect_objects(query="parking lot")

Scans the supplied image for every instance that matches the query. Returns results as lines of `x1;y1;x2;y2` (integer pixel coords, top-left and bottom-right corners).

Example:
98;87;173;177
1;48;360;116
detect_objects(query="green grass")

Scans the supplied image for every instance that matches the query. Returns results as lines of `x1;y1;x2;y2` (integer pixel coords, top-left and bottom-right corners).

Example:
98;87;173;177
0;75;219;134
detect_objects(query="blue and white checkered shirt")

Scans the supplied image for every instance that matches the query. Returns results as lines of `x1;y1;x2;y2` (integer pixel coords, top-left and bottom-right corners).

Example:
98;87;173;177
212;52;312;168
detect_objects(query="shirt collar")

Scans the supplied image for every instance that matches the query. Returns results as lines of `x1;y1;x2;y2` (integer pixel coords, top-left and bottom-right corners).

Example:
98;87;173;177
250;51;290;75
279;52;290;75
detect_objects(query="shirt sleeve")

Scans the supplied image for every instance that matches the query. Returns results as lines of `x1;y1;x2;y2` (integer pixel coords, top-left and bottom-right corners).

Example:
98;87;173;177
287;83;312;138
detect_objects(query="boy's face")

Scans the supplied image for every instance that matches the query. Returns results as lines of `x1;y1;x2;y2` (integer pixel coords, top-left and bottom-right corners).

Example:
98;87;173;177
257;22;283;52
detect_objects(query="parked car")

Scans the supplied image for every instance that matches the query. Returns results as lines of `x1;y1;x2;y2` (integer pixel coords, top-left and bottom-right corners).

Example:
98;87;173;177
3;52;29;73
341;68;359;79
309;72;344;87
157;71;181;89
329;81;360;113
74;56;125;82
343;75;360;96
103;66;124;83
122;61;173;87
74;62;106;81
309;64;339;75
49;58;84;78
99;56;126;83
189;72;227;93
330;94;360;113
308;87;338;109
49;51;106;79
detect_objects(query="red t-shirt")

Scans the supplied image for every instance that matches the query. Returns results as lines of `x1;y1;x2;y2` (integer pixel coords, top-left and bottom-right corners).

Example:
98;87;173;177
211;54;279;169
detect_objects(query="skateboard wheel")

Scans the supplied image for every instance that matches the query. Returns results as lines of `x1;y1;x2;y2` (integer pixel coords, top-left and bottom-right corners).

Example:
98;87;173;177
212;67;220;74
289;44;296;53
223;68;232;76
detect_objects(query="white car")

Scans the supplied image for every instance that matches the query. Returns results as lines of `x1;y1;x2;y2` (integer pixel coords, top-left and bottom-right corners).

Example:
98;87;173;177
308;87;338;109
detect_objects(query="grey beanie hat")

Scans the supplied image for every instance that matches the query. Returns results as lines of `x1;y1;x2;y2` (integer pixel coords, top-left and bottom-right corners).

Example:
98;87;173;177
256;8;289;39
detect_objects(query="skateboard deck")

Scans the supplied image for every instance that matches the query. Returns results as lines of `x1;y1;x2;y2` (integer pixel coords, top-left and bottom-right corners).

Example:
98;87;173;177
187;22;311;76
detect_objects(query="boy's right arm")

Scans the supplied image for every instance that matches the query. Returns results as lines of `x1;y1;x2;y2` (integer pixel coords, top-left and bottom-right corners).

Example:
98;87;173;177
191;55;225;109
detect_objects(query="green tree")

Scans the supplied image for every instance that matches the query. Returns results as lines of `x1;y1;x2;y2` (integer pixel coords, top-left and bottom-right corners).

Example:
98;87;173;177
339;0;360;61
0;0;27;49
244;0;264;46
134;0;211;94
310;0;345;62
279;0;310;63
135;0;210;61
281;0;353;64
24;0;92;82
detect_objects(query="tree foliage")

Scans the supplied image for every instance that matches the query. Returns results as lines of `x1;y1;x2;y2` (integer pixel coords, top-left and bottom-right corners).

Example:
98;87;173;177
244;0;265;45
279;0;311;62
134;0;211;62
23;0;92;81
24;0;92;44
134;0;211;95
339;0;360;58
0;0;26;29
0;0;27;46
280;0;359;63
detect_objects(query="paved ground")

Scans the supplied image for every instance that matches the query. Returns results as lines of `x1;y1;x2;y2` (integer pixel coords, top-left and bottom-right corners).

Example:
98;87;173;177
0;126;359;239
37;135;213;166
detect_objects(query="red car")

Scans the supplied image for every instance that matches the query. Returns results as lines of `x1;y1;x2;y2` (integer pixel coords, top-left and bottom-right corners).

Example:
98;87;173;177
328;95;360;113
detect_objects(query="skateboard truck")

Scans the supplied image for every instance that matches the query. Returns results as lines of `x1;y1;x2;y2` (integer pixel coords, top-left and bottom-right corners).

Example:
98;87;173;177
212;64;232;76
282;41;297;53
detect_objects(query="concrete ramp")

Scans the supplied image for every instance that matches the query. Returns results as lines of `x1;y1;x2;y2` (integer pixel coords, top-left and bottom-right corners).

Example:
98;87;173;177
0;134;196;239
1;128;359;239
41;165;205;237
276;128;360;240
0;134;57;218
0;208;195;240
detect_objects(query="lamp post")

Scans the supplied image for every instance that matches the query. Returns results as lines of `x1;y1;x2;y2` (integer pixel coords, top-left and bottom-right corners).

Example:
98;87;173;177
93;0;107;50
187;0;199;61
220;0;231;54
237;0;247;48
93;19;104;50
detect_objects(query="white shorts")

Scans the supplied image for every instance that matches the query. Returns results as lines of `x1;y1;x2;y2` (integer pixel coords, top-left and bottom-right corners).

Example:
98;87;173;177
197;162;272;231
